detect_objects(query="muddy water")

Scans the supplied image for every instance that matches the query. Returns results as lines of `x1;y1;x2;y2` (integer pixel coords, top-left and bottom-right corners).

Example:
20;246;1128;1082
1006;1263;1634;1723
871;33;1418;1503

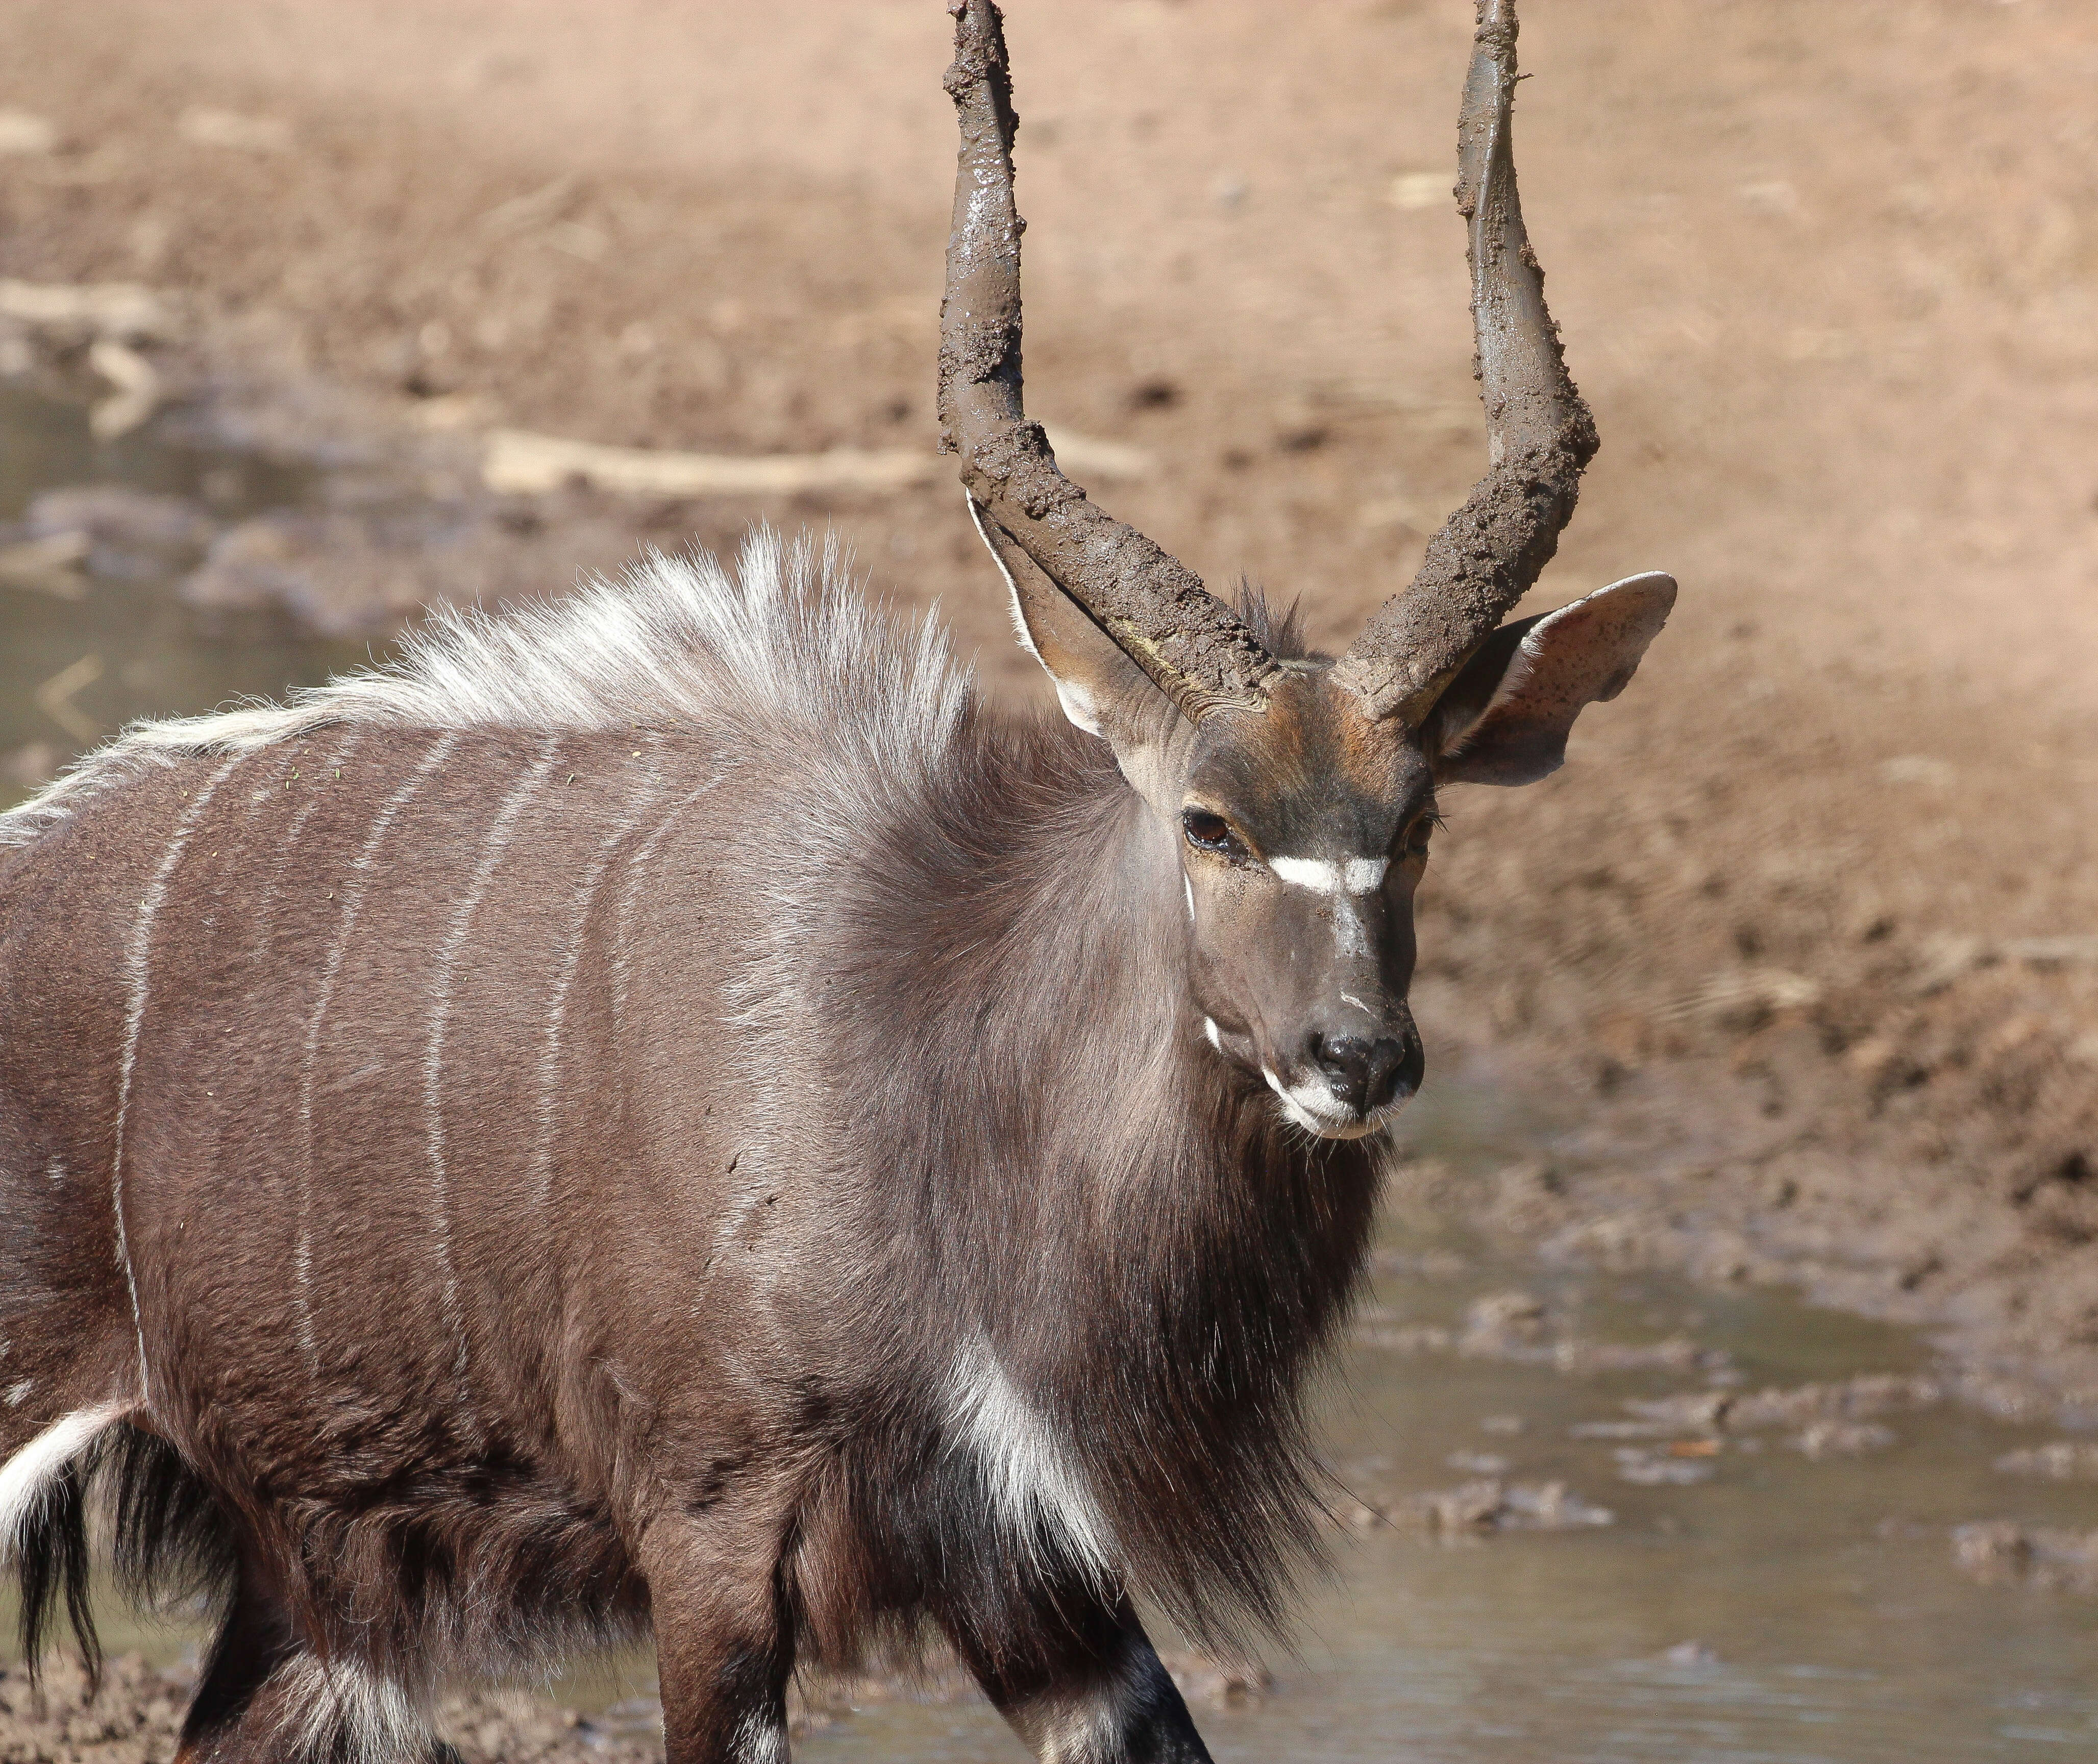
3;402;2094;1759
805;1092;2098;1763
808;1260;2098;1762
0;385;368;806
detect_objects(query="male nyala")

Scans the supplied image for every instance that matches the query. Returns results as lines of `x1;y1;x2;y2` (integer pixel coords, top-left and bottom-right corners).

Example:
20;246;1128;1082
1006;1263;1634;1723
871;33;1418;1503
0;4;1671;1759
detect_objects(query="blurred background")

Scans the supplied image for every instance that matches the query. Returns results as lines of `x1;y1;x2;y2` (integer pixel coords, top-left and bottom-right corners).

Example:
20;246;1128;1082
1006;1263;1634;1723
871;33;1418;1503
2;2;2094;1759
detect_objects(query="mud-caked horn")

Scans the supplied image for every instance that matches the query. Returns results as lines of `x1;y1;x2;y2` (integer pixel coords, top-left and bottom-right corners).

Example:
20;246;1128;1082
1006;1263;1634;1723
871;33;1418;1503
938;0;1279;722
1332;0;1600;727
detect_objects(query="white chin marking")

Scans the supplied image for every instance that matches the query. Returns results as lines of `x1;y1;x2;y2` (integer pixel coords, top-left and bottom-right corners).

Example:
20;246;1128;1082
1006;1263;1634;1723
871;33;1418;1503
1261;1066;1400;1141
1269;855;1388;895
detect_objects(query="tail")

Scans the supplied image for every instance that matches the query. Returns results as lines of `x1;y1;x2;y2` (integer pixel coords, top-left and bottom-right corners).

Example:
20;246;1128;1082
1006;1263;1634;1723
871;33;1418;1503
13;1450;97;1687
4;1415;237;1690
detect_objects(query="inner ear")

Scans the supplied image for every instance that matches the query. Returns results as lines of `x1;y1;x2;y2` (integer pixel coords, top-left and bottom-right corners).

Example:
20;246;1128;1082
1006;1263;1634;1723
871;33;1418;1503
968;496;1189;804
1425;572;1676;787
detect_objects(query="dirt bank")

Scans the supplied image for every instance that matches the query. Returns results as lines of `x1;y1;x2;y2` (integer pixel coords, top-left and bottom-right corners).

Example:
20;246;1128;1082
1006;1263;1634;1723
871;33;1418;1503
1;0;2094;1418
0;1643;1267;1760
0;1654;670;1764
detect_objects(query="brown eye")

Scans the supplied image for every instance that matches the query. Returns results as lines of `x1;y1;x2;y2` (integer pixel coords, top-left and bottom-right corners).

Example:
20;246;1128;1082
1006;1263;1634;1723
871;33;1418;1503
1182;809;1248;861
1402;813;1438;861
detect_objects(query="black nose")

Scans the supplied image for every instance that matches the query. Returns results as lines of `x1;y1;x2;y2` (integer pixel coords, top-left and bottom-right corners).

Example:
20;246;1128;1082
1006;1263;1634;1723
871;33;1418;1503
1312;1031;1423;1115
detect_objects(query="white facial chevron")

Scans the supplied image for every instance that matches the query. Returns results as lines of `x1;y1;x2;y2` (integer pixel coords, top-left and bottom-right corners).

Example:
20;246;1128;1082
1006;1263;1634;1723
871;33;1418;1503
1268;855;1388;895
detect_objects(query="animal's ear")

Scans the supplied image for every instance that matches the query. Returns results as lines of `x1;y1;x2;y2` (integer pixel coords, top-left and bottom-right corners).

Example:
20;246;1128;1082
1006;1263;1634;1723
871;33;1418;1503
1425;572;1676;787
968;497;1190;809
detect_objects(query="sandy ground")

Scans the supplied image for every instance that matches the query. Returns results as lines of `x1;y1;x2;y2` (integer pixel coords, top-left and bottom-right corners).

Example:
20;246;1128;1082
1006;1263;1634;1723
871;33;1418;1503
0;1640;1278;1762
0;1653;677;1764
0;0;2095;1624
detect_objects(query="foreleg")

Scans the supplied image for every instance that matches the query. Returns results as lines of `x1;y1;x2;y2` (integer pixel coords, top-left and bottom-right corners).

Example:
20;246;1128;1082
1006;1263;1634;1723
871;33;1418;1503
641;1512;796;1764
173;1570;299;1762
953;1592;1213;1764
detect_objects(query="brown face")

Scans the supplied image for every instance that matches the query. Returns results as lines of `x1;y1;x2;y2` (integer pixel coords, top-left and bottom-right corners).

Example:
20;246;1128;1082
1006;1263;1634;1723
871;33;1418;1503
981;503;1674;1144
1176;669;1432;1140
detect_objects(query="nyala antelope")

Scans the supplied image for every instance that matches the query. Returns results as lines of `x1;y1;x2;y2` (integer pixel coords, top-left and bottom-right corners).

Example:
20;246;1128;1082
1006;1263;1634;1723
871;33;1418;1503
0;4;1671;1760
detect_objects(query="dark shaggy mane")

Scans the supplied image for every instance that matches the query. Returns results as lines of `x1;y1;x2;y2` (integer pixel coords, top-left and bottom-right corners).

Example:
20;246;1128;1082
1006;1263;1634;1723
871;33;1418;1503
820;687;1381;1663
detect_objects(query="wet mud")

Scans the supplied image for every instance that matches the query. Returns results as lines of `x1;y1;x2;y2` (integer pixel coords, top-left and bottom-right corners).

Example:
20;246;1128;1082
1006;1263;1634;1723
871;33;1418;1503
11;1215;2097;1760
0;1654;669;1764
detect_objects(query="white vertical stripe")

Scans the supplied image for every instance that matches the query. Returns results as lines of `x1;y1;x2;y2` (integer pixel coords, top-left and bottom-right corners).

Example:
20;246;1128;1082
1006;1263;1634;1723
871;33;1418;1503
424;737;563;1385
529;741;664;1212
240;732;358;1356
247;728;364;967
607;753;731;1039
111;754;240;1407
294;732;460;1378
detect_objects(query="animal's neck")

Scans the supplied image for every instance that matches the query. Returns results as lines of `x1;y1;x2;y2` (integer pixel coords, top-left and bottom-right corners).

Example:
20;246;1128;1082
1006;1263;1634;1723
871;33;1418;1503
872;721;1219;1206
827;712;1380;1629
833;712;1378;1357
